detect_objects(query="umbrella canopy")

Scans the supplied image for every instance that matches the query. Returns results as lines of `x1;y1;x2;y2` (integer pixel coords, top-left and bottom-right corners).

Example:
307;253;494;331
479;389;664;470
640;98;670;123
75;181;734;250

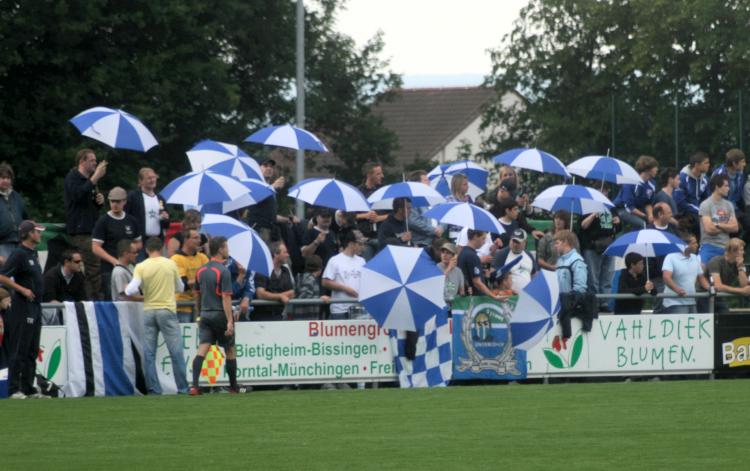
161;171;250;206
200;214;273;276
531;184;614;215
493;148;571;178
510;269;560;351
287;178;370;212
359;246;446;331
603;229;686;258
186;139;263;180
424;202;505;235
367;182;446;210
426;163;451;196
70;106;158;152
427;161;488;200
199;178;275;215
244;124;328;152
567;155;641;185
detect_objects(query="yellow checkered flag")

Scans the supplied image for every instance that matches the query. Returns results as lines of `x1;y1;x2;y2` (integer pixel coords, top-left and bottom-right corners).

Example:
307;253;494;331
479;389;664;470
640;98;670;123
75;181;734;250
201;345;225;384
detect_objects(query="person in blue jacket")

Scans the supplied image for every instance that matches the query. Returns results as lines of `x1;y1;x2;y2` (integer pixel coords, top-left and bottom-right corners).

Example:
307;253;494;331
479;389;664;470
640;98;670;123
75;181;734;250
679;151;711;216
612;155;658;230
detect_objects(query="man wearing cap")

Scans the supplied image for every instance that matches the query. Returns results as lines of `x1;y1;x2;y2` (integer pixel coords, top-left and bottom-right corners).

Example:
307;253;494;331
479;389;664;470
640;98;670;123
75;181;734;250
301;207;339;269
437;242;464;304
92;186;142;300
0;220;45;398
126;167;170;254
492;228;538;293
64;148;107;299
245;158;296;243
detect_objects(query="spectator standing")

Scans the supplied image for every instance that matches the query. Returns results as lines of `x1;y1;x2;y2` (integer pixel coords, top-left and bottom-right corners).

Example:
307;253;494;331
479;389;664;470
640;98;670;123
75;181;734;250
293;255;330;320
126;167;170;254
492;174;544;240
613;155;658;229
322;230;365;320
356;162;387;259
579;185;620;311
711;149;746;214
92;186;142;300
190;236;238;395
125;237;188;395
0;162;28;260
111;239;142;302
707;238;750;314
377;197;413;250
437;242;464;305
536;210;571;271
654;167;683;226
494;197;520;248
0;220;45;399
408;170;443;249
457;229;503;300
171;228;209;322
699;174;738;264
64;149;107;299
301;207;339;269
245;158;296;244
614;253;656;315
492;229;538;294
225;257;254;321
253;242;295;321
678;151;711;218
661;232;709;314
42;248;86;303
166;209;207;258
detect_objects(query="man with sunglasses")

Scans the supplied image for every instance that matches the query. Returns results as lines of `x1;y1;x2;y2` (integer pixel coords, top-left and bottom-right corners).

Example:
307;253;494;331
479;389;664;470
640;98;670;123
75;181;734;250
42;248;86;303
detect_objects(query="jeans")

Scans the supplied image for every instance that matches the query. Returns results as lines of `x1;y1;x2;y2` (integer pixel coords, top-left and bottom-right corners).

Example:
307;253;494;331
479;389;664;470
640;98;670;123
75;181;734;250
143;309;188;394
662;304;697;314
583;249;614;304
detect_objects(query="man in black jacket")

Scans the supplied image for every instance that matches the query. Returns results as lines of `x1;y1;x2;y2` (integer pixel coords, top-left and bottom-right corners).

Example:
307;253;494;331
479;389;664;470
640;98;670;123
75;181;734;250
126;167;169;254
64;149;107;299
43;249;86;303
614;252;656;315
377;197;411;251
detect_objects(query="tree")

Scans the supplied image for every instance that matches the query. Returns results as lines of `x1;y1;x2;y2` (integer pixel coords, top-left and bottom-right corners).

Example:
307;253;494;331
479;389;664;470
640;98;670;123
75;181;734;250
0;0;399;219
482;0;750;170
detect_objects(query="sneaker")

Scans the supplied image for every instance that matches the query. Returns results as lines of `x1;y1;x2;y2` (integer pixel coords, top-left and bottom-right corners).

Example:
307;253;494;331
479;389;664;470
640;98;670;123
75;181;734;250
10;391;27;400
188;387;202;396
31;392;52;399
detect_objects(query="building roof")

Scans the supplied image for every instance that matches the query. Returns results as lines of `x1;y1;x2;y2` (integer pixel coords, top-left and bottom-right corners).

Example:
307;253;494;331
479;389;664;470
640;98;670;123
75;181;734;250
373;86;496;168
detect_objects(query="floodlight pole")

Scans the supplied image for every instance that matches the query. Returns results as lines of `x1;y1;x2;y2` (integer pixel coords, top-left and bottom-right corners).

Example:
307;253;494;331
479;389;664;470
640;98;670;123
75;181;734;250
295;0;306;220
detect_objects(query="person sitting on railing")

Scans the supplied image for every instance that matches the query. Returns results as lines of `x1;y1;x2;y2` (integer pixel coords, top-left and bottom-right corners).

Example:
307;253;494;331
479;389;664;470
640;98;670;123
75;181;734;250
662;232;710;314
706;238;750;315
614;253;656;315
253;241;295;321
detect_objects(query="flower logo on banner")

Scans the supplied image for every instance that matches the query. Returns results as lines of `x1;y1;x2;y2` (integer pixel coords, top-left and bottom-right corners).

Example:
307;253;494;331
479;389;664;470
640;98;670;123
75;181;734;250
201;345;225;384
543;332;585;369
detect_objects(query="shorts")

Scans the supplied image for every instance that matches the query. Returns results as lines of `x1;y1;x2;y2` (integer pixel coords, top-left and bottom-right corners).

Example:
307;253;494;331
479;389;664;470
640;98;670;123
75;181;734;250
198;310;235;348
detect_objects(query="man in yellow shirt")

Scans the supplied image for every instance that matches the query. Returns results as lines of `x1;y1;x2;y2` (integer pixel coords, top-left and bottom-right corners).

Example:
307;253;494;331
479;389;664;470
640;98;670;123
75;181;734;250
125;237;188;395
171;228;208;322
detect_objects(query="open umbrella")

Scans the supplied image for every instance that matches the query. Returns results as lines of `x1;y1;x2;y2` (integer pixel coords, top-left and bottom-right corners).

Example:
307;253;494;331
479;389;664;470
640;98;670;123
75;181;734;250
186;139;263;180
567;155;640;185
423;202;505;235
200;214;273;276
427;161;488;200
603;229;686;280
199;178;275;215
510;269;560;351
161;170;250;206
493;148;571;178
367;182;446;210
531;184;614;215
70;106;158;152
287;178;370;212
244;124;329;152
359;245;446;331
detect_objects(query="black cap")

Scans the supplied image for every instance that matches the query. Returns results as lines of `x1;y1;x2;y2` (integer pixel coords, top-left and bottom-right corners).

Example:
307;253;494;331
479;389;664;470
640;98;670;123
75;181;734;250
510;228;527;242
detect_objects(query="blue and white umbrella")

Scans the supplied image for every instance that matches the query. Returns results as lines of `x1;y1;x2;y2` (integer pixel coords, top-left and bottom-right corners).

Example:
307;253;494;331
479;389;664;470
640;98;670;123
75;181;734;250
531;184;614;215
199;178;275;215
287;178;370;212
423;202;505;235
70;106;158;152
567;155;640;185
200;214;273;276
187;139;264;180
427;161;488;200
244;124;329;152
359;246;447;331
493;148;571;178
603;229;686;258
161;170;250;206
510;270;560;351
367;182;446;210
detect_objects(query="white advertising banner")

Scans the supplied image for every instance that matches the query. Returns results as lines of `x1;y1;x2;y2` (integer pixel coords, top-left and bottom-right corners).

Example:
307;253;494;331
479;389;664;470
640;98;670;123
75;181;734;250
526;314;714;376
37;326;68;386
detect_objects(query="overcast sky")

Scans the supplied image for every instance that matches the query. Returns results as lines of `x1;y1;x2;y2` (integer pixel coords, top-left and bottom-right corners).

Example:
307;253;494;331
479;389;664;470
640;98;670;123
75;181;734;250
334;0;527;87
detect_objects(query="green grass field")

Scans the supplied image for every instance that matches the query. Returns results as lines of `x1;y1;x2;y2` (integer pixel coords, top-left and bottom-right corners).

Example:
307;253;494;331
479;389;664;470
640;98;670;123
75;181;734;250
3;379;748;470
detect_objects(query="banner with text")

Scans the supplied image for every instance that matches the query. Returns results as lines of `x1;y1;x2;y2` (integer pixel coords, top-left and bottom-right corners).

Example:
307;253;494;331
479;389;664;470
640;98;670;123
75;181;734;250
526;314;714;376
715;312;750;374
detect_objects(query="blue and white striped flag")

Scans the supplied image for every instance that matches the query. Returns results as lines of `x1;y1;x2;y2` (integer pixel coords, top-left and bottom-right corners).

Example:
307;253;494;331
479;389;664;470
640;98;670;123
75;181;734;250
63;302;146;397
389;310;452;388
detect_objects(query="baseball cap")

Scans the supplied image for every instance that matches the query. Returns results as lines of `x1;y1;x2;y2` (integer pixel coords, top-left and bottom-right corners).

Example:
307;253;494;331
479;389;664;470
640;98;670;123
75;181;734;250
260;158;276;167
108;186;127;200
18;220;45;239
440;242;457;254
510;228;527;242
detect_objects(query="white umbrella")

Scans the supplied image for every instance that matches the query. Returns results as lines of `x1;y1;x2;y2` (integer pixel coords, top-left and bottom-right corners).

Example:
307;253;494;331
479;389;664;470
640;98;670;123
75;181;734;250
287;178;370;212
69;106;158;152
161;171;250;206
200;214;273;276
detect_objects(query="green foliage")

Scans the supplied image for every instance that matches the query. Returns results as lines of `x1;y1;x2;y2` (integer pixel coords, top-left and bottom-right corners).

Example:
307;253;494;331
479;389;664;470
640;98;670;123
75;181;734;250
482;0;750;168
0;1;399;219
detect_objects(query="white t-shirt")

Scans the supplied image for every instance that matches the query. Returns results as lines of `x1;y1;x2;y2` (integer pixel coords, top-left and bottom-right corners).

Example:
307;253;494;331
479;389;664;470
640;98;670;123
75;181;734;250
143;193;162;237
323;252;365;314
504;251;534;293
662;253;703;307
456;226;492;257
